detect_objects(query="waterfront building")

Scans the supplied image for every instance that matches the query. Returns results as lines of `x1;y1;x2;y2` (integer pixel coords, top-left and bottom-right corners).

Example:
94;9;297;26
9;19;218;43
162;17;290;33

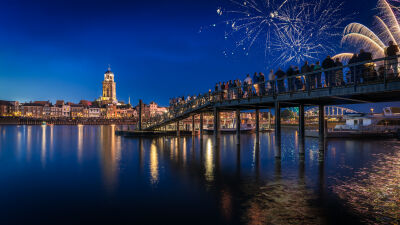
70;104;84;118
21;103;44;118
114;105;137;118
88;107;101;118
135;102;168;119
34;101;52;118
149;101;168;116
0;100;19;116
105;105;117;118
62;105;71;117
56;100;65;107
99;66;118;105
50;105;63;118
0;100;12;116
126;108;137;118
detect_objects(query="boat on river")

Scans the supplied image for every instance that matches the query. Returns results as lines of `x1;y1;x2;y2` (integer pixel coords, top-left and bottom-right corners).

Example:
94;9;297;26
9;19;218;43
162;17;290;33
328;107;400;138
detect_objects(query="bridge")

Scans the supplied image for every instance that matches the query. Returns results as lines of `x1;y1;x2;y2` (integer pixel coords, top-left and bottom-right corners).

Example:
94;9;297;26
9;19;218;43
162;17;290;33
135;55;400;157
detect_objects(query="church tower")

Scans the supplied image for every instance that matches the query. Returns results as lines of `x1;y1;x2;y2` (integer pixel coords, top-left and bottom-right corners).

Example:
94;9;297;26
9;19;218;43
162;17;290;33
101;66;118;105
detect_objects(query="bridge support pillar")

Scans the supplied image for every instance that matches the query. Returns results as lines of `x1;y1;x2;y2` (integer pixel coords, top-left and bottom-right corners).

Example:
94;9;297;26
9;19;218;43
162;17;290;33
200;113;204;139
255;109;260;144
176;121;180;137
213;108;220;144
236;109;241;145
192;115;195;136
299;104;305;155
319;105;325;152
274;102;281;158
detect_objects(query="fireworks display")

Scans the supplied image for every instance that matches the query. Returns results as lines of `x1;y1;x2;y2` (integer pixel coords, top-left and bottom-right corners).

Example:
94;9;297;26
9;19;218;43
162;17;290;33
336;0;400;61
212;0;347;66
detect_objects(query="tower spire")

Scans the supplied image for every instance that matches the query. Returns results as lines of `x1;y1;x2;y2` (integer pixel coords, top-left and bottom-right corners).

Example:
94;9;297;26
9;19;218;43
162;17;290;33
108;64;111;71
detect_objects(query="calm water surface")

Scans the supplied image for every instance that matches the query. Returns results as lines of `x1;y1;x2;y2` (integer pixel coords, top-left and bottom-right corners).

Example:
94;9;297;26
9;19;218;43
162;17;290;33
0;125;399;224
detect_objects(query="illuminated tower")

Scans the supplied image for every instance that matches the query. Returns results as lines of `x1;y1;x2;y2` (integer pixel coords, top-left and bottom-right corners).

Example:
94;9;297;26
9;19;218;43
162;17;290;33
101;66;118;105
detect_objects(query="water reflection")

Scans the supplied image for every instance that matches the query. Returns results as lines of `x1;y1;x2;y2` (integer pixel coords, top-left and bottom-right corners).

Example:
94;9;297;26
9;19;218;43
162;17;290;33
333;143;400;224
77;125;83;163
149;141;159;185
205;138;214;182
41;125;46;167
236;144;241;177
0;126;398;224
139;138;144;170
100;125;122;192
49;125;54;160
26;126;32;161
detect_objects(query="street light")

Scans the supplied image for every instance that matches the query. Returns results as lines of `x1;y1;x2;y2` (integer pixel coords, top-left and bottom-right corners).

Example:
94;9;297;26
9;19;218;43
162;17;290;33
370;108;374;114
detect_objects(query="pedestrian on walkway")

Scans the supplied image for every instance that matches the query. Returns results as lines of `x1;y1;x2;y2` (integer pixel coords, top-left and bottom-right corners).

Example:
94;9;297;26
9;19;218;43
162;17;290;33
385;41;399;77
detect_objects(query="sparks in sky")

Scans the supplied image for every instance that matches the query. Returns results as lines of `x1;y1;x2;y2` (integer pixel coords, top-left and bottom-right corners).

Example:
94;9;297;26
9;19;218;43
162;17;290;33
213;0;347;66
335;0;400;61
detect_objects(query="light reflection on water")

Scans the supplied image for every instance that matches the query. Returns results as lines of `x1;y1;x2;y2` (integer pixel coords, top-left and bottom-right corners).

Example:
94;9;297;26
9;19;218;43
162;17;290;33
332;143;400;224
150;141;159;185
0;125;398;224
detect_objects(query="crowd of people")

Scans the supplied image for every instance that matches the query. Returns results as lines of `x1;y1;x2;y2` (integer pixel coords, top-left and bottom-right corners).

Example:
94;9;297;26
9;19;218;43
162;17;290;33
168;41;400;110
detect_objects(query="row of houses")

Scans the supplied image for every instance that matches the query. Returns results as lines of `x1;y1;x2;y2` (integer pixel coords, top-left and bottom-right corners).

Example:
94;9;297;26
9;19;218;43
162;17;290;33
0;100;168;119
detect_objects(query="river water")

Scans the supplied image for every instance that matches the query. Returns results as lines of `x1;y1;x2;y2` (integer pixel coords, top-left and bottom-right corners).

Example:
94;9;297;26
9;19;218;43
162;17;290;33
0;125;398;224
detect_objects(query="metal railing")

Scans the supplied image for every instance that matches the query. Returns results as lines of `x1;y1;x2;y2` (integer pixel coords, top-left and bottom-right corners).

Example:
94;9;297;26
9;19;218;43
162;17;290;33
143;55;400;130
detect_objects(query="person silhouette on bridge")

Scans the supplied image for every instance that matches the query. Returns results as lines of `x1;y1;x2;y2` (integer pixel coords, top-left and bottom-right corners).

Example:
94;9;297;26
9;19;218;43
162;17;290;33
259;72;266;96
385;41;399;77
275;68;286;93
358;49;373;82
335;58;344;86
244;74;253;98
314;61;322;88
322;56;336;87
286;66;295;92
301;61;312;90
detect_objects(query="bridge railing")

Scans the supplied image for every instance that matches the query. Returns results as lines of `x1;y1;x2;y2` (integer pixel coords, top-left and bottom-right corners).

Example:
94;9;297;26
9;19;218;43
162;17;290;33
143;91;214;129
144;55;400;130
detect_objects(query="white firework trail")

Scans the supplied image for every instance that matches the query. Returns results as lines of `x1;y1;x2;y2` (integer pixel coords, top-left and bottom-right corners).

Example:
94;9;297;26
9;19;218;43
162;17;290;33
336;0;400;59
211;0;347;66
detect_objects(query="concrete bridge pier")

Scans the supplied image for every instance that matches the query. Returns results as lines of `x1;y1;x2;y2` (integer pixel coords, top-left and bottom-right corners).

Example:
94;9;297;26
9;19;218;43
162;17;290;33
319;104;325;152
200;113;204;139
236;109;240;145
255;109;260;144
274;102;282;158
213;108;220;144
299;104;305;155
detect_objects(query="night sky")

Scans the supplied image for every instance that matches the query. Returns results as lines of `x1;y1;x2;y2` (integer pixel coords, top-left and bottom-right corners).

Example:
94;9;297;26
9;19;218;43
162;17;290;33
0;0;397;112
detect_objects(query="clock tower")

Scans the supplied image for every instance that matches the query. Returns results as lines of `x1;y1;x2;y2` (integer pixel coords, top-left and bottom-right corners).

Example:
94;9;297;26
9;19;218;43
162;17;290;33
101;66;118;105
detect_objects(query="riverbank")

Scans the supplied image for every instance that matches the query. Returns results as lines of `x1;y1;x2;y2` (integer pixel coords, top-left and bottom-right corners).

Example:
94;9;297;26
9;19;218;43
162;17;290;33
0;117;136;125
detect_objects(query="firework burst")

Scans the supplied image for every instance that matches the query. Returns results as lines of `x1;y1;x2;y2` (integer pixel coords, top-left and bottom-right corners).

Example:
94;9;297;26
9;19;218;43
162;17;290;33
336;0;400;61
213;0;347;66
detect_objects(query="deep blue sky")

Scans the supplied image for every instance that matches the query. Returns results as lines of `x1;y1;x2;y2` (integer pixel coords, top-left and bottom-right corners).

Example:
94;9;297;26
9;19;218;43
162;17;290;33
0;0;394;112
